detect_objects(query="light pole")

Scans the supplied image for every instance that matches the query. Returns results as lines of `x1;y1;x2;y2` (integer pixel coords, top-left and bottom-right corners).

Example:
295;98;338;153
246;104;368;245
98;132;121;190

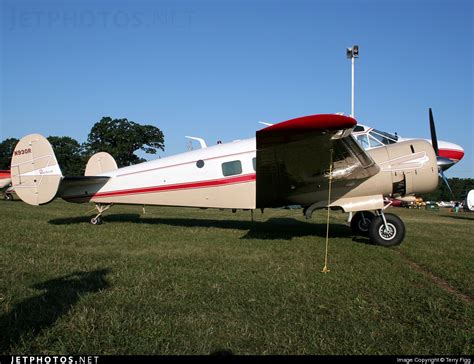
346;45;359;118
345;46;359;223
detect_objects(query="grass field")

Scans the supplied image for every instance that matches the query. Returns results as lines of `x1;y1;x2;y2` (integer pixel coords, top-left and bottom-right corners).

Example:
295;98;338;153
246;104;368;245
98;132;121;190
0;199;472;355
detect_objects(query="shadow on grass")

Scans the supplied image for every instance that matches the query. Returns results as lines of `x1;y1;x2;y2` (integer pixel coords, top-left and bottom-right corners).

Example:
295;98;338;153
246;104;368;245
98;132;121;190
0;269;111;354
49;213;357;241
351;236;374;246
442;214;474;221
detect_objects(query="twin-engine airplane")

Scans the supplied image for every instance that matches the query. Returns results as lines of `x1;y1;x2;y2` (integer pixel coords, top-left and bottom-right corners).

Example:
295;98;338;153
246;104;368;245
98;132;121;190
11;114;442;247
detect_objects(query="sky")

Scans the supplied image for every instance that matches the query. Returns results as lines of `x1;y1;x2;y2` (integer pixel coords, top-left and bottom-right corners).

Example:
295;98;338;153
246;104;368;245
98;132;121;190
1;0;473;178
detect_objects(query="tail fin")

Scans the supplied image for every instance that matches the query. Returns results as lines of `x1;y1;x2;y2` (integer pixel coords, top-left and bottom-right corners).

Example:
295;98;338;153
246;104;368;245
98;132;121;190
10;134;62;205
85;152;118;176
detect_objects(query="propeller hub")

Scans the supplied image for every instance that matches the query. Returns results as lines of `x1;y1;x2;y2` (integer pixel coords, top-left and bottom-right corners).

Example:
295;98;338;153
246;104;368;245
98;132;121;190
437;156;455;171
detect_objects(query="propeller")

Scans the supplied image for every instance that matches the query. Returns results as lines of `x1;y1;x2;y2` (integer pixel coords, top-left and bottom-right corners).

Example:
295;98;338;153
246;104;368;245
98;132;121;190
429;108;455;199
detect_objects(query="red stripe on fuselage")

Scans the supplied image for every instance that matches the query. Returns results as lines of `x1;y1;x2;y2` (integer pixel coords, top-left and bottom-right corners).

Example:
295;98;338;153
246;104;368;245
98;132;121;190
64;173;256;201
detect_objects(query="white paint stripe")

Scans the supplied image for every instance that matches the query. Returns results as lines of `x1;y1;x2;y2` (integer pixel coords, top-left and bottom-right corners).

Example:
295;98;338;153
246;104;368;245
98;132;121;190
20;164;62;176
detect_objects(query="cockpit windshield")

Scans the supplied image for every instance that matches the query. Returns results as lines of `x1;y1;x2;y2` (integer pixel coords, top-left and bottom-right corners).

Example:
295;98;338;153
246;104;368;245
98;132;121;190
369;129;398;145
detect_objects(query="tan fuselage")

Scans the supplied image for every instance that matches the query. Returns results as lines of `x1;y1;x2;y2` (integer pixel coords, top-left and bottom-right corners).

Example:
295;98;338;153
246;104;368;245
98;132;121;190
59;138;438;212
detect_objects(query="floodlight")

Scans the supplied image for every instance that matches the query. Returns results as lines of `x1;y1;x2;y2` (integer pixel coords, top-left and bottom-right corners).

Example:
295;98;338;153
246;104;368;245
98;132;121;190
353;45;359;57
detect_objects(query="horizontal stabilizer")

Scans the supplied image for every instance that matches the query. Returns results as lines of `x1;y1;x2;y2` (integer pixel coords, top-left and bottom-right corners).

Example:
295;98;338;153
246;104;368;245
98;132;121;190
59;176;111;203
61;175;111;185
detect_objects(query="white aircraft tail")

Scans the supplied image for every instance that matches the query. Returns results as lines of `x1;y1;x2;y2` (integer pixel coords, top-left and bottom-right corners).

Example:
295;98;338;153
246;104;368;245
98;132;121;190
10;134;63;206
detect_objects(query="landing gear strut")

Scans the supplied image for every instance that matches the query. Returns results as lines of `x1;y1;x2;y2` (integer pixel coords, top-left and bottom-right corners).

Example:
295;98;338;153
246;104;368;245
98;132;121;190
90;203;112;225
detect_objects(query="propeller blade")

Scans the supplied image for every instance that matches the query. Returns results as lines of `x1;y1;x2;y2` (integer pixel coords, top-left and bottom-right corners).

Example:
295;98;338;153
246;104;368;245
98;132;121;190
440;170;455;200
429;108;439;156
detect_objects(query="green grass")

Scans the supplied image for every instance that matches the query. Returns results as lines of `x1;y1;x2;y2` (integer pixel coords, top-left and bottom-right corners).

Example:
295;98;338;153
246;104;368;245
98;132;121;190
0;200;472;355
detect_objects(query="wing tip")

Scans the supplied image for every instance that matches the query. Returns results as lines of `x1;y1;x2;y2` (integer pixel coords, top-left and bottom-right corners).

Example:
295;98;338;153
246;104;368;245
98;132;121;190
258;114;356;134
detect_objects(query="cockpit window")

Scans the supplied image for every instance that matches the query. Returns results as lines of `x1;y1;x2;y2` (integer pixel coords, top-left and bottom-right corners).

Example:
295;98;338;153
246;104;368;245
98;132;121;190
356;135;369;149
370;129;398;144
368;135;383;148
353;125;365;132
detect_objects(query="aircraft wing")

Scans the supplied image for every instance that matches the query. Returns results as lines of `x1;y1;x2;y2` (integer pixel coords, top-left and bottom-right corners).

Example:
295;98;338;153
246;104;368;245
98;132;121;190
256;114;380;207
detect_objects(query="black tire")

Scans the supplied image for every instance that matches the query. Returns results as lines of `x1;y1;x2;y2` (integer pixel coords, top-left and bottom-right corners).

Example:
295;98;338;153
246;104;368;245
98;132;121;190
368;213;405;247
4;193;13;201
90;216;103;225
350;211;375;236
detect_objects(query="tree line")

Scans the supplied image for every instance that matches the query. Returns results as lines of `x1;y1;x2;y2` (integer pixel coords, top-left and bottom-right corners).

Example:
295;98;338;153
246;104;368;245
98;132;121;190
0;117;165;175
420;177;474;202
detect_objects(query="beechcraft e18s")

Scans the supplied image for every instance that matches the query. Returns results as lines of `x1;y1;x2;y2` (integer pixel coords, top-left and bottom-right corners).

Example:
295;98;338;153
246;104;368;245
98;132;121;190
11;112;455;247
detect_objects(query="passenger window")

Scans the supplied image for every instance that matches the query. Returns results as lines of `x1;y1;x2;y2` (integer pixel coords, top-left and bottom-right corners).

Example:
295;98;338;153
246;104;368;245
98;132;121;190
222;160;242;176
252;157;256;171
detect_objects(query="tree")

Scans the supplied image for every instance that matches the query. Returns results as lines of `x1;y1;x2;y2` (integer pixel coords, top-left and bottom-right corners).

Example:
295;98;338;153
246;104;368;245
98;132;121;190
0;138;20;169
420;177;474;201
84;117;165;167
47;136;86;176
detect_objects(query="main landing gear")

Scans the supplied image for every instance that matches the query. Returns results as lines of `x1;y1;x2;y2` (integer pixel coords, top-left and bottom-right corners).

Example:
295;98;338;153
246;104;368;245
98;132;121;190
90;203;112;225
351;210;405;247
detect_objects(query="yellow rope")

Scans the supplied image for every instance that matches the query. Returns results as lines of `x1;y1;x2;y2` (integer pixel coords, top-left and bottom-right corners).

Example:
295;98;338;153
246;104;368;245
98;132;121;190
322;149;334;273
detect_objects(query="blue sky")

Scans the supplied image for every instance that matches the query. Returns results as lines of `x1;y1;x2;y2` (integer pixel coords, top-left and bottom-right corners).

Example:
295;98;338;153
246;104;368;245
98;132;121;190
1;0;472;177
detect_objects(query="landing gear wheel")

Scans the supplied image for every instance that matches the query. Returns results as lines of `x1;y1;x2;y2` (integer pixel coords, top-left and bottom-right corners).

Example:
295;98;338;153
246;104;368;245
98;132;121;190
90;216;103;225
368;213;405;247
350;211;375;236
4;193;12;201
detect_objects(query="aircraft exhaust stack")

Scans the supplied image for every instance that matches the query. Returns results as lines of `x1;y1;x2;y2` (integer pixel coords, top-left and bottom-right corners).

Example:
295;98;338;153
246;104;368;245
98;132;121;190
10;134;63;206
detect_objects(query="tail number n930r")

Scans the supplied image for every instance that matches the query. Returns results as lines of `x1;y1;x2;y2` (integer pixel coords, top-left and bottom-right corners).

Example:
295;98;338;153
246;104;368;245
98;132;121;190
14;148;32;156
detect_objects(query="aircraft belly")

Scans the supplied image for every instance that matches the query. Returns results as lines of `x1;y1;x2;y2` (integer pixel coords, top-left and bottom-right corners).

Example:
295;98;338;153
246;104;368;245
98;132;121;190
90;181;256;209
